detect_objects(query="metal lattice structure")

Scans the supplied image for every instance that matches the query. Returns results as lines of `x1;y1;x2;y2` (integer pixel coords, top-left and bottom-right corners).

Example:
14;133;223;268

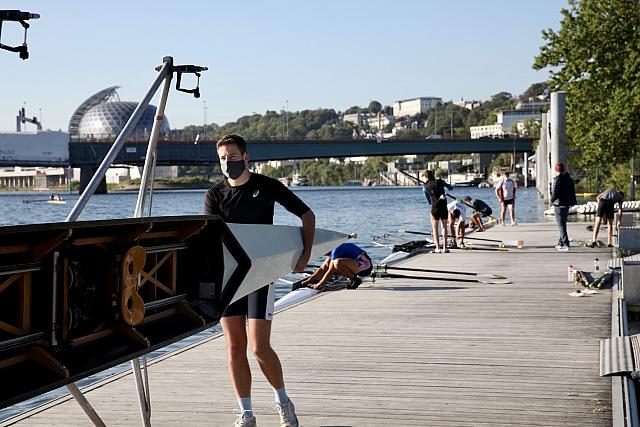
68;86;120;136
76;101;169;139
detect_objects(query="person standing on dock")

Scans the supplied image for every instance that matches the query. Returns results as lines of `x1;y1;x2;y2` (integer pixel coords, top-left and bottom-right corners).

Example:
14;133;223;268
550;163;577;252
591;188;624;247
463;196;492;232
495;171;517;226
423;170;453;253
447;199;467;248
205;134;315;427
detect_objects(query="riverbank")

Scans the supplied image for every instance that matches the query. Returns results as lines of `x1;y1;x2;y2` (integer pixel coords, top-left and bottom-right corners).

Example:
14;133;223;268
3;222;612;426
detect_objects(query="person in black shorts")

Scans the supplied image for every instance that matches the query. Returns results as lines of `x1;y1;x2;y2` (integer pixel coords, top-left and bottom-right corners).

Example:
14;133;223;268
423;170;452;253
592;188;624;247
204;134;315;427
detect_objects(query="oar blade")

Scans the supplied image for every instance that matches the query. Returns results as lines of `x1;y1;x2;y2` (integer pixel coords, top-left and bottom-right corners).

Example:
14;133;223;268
480;279;512;285
502;239;524;248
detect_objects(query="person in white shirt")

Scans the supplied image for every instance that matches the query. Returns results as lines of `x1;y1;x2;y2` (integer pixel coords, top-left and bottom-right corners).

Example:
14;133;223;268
495;171;517;226
447;200;467;248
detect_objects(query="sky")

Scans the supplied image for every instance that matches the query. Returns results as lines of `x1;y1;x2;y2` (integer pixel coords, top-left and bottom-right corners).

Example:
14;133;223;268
0;1;567;133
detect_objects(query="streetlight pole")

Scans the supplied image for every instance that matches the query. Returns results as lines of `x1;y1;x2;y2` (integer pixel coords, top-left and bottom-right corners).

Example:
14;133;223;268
285;99;289;138
203;100;207;139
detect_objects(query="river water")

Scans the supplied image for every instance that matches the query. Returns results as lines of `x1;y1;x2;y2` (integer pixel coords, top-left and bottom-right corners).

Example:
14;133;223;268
0;186;549;420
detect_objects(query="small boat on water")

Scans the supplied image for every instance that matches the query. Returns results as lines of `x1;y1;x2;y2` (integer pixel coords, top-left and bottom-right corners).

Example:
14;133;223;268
291;173;309;186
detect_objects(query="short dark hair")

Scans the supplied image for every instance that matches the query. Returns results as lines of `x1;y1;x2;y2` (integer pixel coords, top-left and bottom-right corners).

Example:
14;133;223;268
425;170;435;181
452;209;460;219
216;134;247;154
504;171;510;177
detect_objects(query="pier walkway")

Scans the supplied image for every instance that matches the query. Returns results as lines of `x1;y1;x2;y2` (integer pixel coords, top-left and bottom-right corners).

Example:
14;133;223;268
5;222;613;426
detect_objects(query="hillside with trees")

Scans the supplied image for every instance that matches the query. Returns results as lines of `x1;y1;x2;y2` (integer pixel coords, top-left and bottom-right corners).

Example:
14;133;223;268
176;83;546;141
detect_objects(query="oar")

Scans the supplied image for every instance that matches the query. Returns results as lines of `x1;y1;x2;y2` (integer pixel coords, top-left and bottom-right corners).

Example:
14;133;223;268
458;235;523;248
374;264;506;280
399;229;521;248
22;199;52;204
371;271;511;285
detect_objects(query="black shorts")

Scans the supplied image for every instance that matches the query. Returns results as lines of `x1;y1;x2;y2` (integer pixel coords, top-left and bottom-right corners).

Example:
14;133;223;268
503;198;515;206
431;201;448;220
222;283;275;320
596;199;615;219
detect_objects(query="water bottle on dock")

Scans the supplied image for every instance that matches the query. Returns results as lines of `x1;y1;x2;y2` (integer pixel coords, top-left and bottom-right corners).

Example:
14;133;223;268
594;258;600;273
567;264;574;282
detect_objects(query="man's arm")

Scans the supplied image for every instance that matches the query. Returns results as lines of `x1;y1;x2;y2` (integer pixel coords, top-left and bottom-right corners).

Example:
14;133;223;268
293;210;315;273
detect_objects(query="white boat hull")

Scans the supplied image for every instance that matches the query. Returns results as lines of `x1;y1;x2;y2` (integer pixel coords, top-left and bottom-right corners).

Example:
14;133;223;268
223;224;349;303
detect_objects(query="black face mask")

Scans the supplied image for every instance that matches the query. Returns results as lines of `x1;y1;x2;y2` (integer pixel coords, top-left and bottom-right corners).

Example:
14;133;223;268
221;159;246;179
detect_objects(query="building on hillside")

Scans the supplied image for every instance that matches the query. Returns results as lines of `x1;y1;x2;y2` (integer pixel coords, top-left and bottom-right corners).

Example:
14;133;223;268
393;97;442;118
515;100;549;111
496;110;541;133
366;114;394;131
470;124;505;139
453;99;481;110
343;113;364;126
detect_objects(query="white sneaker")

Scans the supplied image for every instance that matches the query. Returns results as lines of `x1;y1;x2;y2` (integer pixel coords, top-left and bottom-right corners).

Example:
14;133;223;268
274;400;298;427
234;411;257;427
431;248;441;254
555;244;563;250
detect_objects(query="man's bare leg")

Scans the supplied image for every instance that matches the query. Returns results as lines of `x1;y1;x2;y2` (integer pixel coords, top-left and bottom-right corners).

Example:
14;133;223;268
430;215;441;250
248;319;284;389
312;259;358;289
300;258;329;285
606;218;614;246
221;316;252;398
592;216;603;242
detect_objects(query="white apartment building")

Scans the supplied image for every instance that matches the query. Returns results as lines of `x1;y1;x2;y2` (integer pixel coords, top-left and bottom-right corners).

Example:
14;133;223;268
496;110;541;133
393;97;442;117
470;124;505;139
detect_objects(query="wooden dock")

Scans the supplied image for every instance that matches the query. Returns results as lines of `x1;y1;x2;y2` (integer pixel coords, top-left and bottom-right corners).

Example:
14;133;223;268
4;222;614;426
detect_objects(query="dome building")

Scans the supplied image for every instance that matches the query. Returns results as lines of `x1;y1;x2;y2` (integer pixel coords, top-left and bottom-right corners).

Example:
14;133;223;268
68;86;170;139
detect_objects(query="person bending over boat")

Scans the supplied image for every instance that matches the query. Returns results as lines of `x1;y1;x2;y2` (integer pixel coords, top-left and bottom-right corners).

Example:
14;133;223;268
423;170;452;253
591;188;624;248
463;196;492;232
205;134;315;427
447;200;467;248
298;242;372;291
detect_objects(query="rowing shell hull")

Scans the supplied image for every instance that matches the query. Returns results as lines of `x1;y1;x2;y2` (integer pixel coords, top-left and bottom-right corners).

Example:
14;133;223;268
224;224;348;303
274;288;319;311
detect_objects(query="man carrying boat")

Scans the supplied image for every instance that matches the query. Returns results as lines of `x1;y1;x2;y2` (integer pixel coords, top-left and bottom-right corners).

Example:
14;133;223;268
447;199;467;248
423;170;452;253
463;196;492;232
298;242;372;290
205;134;315;427
591;188;624;248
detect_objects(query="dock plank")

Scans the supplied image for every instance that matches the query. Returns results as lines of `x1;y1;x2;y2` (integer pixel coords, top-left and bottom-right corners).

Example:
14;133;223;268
3;222;613;426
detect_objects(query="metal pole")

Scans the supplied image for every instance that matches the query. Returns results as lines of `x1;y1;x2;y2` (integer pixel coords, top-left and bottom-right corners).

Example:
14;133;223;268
549;91;567;171
67;384;107;427
523;152;529;188
132;357;152;427
134;64;173;218
50;251;59;346
66;58;172;222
